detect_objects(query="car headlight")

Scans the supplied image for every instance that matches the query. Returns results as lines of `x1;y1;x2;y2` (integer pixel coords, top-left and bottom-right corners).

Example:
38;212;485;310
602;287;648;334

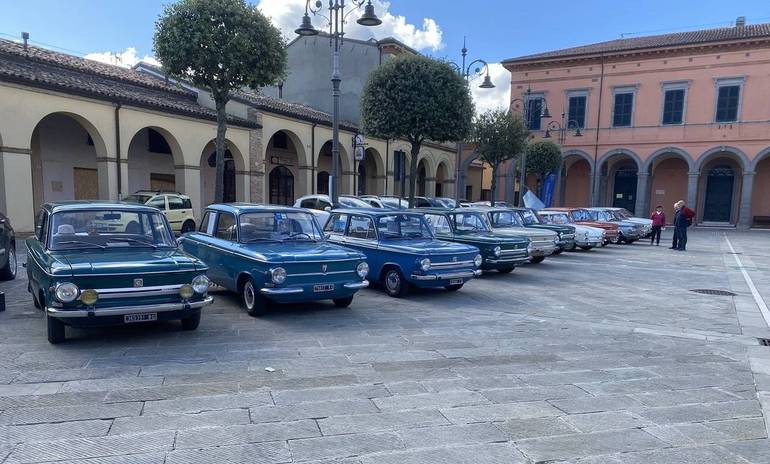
493;246;501;257
420;258;431;272
179;284;194;300
55;282;79;303
474;254;483;267
271;267;287;285
80;289;99;306
192;275;210;294
356;262;369;279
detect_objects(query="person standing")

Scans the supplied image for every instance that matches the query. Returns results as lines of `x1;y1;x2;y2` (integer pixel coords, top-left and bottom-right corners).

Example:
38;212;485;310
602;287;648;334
650;205;665;246
673;200;689;251
670;201;682;249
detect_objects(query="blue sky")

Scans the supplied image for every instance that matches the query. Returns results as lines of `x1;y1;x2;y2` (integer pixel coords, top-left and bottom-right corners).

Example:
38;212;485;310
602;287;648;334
1;0;767;111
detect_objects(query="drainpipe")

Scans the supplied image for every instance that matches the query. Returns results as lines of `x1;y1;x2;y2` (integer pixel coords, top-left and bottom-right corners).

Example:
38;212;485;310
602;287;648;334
114;102;122;200
385;140;389;194
311;123;317;194
591;55;606;206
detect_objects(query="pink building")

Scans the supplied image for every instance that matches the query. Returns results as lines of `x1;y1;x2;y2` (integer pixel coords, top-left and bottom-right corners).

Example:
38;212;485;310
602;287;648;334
495;18;770;227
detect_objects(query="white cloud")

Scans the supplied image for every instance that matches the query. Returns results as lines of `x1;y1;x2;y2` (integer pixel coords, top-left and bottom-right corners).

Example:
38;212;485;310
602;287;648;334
470;62;510;115
257;0;444;51
84;48;160;68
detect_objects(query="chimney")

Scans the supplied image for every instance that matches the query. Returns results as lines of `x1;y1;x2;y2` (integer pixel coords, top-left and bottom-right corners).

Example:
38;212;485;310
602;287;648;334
736;16;746;28
21;32;29;51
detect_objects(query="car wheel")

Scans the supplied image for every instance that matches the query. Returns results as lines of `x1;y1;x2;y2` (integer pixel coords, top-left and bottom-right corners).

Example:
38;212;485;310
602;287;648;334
579;246;593;251
181;312;201;331
552;248;563;255
333;295;354;308
567;243;577;252
0;246;17;281
382;268;408;298
242;278;268;317
46;314;65;344
444;284;463;291
529;256;546;264
497;267;515;274
32;288;41;309
181;220;195;234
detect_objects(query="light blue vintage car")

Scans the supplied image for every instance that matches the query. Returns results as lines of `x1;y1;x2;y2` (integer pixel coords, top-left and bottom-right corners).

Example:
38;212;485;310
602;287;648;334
178;204;369;316
323;209;482;297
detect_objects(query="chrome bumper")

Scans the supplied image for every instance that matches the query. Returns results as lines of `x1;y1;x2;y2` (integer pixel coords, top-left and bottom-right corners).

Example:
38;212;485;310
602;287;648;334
486;256;529;264
46;296;213;319
528;244;557;257
411;270;481;281
576;239;603;247
260;280;369;295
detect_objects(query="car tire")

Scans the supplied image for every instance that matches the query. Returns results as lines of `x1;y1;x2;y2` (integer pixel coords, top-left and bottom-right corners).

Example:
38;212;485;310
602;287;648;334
181;312;201;331
242;278;268;317
529;256;546;264
552;248;563;255
333;295;354;308
47;314;65;344
181;220;195;234
497;267;515;274
382;268;408;298
579;246;593;251
444;284;463;291
0;246;17;281
567;243;578;252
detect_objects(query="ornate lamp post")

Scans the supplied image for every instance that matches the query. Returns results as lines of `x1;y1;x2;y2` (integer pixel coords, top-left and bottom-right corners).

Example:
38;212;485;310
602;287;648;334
296;1;381;206
449;38;495;202
510;87;550;206
544;113;583;144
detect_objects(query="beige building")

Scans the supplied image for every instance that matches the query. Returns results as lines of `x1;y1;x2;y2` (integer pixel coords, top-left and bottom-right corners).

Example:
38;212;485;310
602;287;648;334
0;39;455;233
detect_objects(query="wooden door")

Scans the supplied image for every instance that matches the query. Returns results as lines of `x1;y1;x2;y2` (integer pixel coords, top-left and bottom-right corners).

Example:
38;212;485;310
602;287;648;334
73;168;98;200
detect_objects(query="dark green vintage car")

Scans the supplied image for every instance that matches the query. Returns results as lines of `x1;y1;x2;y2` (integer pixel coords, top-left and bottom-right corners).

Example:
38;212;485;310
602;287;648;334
506;207;577;253
26;202;213;344
419;208;530;273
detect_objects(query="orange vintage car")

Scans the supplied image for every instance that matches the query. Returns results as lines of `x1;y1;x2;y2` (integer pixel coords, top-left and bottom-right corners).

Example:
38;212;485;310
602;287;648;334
543;208;619;245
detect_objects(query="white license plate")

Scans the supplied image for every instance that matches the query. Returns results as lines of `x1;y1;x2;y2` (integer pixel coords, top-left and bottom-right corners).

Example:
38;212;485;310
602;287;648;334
314;283;335;292
124;313;157;323
449;278;463;285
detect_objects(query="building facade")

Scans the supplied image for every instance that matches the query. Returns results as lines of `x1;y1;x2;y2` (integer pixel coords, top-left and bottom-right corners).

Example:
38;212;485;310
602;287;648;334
499;19;770;227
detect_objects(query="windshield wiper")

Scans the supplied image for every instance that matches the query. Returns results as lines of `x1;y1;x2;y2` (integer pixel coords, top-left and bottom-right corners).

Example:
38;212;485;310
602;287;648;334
243;238;282;243
106;237;158;249
55;240;106;249
285;232;313;241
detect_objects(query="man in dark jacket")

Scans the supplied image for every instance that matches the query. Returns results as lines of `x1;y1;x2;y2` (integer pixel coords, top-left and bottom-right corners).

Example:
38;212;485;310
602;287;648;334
672;200;689;251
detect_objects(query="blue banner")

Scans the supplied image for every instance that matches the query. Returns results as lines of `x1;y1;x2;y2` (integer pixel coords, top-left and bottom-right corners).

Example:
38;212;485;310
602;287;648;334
540;172;557;207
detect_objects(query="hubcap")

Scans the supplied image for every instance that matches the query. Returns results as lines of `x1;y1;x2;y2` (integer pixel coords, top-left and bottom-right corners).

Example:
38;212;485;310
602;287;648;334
385;271;400;293
8;249;16;276
244;281;255;309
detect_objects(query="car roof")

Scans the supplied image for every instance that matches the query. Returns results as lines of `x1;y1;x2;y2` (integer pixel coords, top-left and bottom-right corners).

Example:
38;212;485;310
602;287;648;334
416;207;490;214
44;201;162;214
332;208;423;217
133;190;188;197
205;203;312;215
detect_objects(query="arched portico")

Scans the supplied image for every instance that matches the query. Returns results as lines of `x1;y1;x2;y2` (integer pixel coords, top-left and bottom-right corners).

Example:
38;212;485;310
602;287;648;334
693;147;749;225
317;140;352;195
126;127;184;195
751;147;770;227
558;149;593;207
595;149;643;213
357;147;385;195
435;162;449;197
264;130;305;204
642;148;693;221
199;138;248;208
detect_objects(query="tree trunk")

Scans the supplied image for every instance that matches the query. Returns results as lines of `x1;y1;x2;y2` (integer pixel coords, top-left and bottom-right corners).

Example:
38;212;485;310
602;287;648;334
214;97;229;204
490;162;499;205
407;140;421;208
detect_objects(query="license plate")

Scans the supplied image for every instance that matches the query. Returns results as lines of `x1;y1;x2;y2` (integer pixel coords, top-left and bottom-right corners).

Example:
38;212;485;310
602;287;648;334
124;313;157;323
313;283;335;292
449;278;463;285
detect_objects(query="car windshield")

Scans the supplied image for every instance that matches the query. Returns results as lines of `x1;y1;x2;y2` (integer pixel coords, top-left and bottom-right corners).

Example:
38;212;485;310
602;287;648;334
540;213;570;225
518;210;542;225
239;211;322;242
570;209;593;221
588;210;615;222
380;197;408;209
339;197;371;208
434;198;457;208
48;209;175;250
123;194;151;204
616;208;633;218
488;211;524;228
376;214;433;239
452;212;491;233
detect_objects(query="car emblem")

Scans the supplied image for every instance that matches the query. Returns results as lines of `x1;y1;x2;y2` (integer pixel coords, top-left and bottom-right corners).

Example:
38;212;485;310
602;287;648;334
321;264;328;273
452;256;458;262
133;278;144;288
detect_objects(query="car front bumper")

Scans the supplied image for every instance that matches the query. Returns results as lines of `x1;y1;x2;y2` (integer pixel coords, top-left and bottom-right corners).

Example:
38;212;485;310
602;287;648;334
46;296;213;321
410;269;481;286
528;243;557;257
575;238;603;247
259;280;369;302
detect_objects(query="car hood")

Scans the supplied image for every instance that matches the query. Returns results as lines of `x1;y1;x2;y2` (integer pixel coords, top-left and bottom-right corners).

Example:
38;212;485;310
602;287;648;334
572;225;605;237
574;221;618;230
378;238;478;256
623;217;652;225
489;226;557;240
451;232;529;246
237;241;365;263
53;249;203;276
527;224;575;235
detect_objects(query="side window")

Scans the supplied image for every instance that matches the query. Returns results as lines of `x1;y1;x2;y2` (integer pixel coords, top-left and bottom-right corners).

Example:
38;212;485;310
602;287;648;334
300;199;317;209
319;199;332;210
199;211;213;234
348;215;376;239
35;210;46;241
415;198;430;207
425;214;451;234
147;196;166;210
215;213;237;241
324;214;349;235
167;196;185;210
182;198;192;209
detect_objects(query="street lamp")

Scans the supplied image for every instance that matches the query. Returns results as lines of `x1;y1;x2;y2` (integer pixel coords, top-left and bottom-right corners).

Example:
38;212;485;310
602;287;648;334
296;0;381;206
450;37;496;202
543;113;583;144
510;86;550;206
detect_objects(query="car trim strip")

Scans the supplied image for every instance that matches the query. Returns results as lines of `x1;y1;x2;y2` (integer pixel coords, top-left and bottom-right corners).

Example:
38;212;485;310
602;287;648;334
95;284;186;299
46;296;213;318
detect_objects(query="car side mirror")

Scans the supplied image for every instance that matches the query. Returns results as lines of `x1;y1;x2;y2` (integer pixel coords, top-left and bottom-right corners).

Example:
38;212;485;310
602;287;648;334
324;233;331;239
324;206;332;212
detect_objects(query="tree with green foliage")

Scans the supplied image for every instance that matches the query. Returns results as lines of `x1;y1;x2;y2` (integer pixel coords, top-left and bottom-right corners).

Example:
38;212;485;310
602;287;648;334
154;0;286;203
361;54;473;207
471;109;529;203
524;139;563;195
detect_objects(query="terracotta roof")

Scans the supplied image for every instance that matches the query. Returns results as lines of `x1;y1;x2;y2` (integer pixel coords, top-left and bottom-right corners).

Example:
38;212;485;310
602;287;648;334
503;23;770;64
0;39;258;128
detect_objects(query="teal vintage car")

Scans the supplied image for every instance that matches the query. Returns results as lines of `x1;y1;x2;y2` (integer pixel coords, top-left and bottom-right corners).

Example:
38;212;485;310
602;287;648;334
26;202;212;344
420;208;530;273
177;204;369;316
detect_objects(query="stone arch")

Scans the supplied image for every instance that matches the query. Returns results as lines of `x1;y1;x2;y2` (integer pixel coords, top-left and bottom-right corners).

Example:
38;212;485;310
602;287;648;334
263;128;309;169
316;140;352;194
696;148;747;224
125;126;184;194
751;150;770;226
416;157;430;197
694;146;750;174
435;161;449;197
30;111;111;209
642;147;694;174
560;152;593;208
199;138;247;207
596;149;642;212
358;147;385;195
562;149;595;172
265;130;304;203
751;147;770;172
597;148;643;171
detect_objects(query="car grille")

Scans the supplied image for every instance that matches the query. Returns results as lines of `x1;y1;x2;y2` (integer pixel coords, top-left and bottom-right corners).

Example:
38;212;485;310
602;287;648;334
560;233;575;240
431;260;474;270
530;238;555;248
500;248;528;258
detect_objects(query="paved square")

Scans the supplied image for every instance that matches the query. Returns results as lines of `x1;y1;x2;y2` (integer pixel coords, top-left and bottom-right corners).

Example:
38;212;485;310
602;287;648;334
1;230;770;463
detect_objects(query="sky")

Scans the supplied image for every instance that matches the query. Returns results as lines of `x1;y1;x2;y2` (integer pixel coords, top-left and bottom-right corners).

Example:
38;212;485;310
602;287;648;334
1;0;768;113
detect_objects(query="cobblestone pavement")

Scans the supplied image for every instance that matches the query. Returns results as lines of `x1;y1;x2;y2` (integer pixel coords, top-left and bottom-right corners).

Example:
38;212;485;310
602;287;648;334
1;229;770;463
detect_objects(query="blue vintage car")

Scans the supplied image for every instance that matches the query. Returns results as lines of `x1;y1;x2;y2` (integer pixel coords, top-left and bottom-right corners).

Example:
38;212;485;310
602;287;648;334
323;209;482;297
178;204;369;316
26;202;212;344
